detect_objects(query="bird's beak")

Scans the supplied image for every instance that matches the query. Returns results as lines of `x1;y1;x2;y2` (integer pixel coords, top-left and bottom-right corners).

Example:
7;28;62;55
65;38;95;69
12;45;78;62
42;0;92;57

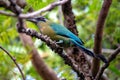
27;18;37;23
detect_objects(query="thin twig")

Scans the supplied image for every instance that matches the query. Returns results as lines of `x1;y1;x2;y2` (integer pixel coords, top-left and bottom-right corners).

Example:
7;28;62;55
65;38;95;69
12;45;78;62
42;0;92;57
89;48;119;54
19;0;68;18
0;0;68;19
0;46;25;80
95;47;120;80
0;10;16;17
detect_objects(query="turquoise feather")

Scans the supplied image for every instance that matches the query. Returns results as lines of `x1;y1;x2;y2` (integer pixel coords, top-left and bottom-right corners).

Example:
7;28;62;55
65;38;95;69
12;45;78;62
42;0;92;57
50;23;84;45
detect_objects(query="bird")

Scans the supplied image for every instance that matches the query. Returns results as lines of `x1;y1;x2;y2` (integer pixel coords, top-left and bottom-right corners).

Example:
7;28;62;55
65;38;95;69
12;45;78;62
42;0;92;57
27;16;108;63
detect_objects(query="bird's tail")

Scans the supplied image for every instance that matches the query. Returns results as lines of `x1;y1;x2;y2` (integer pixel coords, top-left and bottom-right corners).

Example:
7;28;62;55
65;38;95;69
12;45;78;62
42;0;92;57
71;39;108;63
95;54;108;63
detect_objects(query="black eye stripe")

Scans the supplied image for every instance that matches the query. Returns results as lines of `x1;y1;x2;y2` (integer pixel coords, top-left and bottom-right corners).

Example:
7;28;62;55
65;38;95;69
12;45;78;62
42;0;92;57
36;17;46;22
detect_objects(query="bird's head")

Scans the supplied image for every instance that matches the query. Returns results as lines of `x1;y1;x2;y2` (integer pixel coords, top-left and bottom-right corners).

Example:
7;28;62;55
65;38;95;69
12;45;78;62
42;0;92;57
27;16;47;24
27;16;49;29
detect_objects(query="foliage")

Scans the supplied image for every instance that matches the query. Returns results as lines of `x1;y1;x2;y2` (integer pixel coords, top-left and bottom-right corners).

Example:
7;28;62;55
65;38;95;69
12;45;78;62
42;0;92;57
0;0;120;80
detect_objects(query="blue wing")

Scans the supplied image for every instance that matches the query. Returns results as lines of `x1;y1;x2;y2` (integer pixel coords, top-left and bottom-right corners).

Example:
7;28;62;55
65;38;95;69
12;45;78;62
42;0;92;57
50;23;95;57
50;23;108;63
50;23;84;45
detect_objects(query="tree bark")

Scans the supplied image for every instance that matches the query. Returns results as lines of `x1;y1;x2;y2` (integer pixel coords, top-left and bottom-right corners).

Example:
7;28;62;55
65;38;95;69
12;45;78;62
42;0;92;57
19;32;60;80
61;0;91;80
91;0;112;78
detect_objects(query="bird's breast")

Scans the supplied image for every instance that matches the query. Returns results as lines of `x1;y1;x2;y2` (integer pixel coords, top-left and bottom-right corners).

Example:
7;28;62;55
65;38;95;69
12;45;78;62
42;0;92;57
39;26;58;40
40;26;46;32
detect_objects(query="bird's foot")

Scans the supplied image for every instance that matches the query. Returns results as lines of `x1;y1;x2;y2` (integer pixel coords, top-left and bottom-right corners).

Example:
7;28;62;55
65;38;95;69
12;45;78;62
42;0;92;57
56;40;64;44
56;40;64;45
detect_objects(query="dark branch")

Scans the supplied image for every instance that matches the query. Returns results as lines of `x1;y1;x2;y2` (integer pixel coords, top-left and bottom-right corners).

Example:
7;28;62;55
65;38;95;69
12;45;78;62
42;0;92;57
61;0;92;80
89;48;119;54
0;0;68;19
0;46;25;80
91;0;112;77
8;0;22;15
19;0;68;18
95;47;120;80
62;0;78;35
0;10;16;17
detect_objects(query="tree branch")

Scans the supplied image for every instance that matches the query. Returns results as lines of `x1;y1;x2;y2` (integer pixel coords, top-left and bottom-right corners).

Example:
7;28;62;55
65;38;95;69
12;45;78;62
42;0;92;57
19;0;68;18
95;47;120;80
61;0;92;80
89;48;119;54
91;0;112;77
61;0;78;35
0;0;68;19
0;46;25;80
0;10;16;17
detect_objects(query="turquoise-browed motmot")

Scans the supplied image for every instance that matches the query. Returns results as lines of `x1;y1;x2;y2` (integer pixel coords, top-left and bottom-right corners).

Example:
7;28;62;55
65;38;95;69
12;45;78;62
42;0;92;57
27;16;107;63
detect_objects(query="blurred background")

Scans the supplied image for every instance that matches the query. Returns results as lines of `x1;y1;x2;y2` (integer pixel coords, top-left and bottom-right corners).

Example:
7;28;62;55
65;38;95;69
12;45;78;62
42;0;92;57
0;0;120;80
